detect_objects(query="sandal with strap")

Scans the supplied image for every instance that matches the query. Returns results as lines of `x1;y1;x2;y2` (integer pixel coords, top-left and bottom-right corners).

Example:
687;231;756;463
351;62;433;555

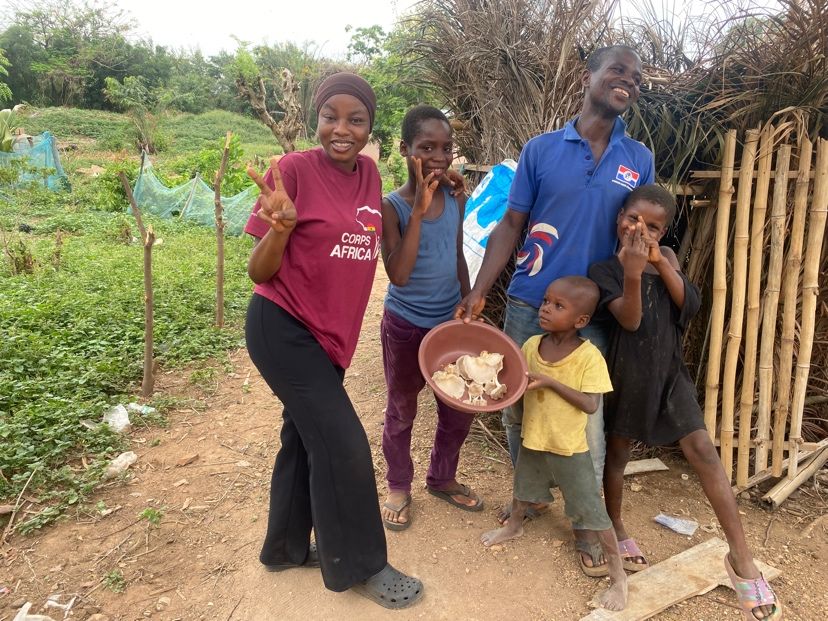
724;554;783;620
427;483;484;512
382;495;412;531
497;501;550;524
617;537;649;572
575;539;609;577
352;563;424;609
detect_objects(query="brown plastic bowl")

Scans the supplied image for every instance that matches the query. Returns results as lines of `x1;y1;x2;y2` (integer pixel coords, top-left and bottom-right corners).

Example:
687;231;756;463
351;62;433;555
418;319;529;414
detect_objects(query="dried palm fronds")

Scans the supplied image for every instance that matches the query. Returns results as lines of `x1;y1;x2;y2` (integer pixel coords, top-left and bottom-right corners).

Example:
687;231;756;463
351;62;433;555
407;0;617;164
624;0;828;183
403;0;828;455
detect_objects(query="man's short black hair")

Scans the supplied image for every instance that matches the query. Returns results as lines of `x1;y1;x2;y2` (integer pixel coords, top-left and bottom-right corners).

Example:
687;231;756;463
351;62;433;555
586;45;641;72
401;105;450;145
624;184;677;227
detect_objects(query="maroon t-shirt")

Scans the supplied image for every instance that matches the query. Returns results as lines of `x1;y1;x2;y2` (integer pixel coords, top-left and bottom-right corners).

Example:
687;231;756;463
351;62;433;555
245;148;382;368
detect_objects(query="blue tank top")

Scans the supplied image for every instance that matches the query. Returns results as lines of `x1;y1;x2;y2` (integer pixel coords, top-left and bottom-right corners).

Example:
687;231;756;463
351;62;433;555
384;188;461;328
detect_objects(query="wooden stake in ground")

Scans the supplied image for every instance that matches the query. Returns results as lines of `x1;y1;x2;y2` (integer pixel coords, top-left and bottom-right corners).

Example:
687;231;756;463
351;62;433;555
736;127;773;486
704;130;738;440
119;172;155;397
772;137;813;476
787;137;828;479
755;142;791;473
720;129;759;481
214;131;232;328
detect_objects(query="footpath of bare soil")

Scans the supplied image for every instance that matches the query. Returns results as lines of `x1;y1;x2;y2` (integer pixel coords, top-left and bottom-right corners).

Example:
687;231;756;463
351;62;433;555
1;270;827;621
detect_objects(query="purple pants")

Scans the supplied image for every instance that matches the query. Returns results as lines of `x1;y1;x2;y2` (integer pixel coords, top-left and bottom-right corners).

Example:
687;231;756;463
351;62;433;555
381;309;475;494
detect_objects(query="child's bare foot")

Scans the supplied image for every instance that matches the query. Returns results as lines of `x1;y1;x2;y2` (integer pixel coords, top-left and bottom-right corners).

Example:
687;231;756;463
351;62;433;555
480;521;524;547
597;575;628;611
381;492;411;530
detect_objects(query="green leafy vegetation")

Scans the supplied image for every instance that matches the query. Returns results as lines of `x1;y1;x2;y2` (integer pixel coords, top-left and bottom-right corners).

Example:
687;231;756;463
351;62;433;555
104;570;127;593
138;507;164;526
0;48;11;103
0;149;253;532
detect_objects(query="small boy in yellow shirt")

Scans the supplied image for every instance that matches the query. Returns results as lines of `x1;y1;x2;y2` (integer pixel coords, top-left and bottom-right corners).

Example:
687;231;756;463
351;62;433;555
481;276;627;611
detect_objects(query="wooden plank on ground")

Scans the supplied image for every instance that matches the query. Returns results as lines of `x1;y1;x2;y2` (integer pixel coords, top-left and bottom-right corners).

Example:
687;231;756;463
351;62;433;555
579;537;780;621
623;459;669;476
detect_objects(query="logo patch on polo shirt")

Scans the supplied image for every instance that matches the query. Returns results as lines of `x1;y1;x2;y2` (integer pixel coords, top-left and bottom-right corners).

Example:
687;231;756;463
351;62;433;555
516;222;559;277
613;165;641;191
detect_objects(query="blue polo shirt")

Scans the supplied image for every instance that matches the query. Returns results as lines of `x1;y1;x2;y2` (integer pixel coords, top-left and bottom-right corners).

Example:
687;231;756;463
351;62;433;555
506;117;655;308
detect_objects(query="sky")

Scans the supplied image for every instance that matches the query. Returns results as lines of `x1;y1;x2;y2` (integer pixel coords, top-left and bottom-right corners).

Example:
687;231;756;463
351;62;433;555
113;0;780;58
122;0;418;58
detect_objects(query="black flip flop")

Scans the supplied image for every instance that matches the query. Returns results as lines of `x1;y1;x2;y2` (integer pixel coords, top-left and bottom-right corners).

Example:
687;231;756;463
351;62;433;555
426;484;484;512
382;495;412;531
497;502;551;524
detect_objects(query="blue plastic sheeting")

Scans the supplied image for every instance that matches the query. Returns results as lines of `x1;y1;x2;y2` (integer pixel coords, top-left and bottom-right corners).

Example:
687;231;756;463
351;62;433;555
132;160;259;236
0;131;70;190
462;160;517;283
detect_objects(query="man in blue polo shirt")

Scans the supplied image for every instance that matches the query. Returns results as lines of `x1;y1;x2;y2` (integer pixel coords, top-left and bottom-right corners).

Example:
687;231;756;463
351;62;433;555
455;44;654;530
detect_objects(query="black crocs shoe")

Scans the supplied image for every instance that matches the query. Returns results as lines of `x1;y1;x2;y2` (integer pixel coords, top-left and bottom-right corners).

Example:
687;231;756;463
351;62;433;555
351;563;424;609
264;542;321;572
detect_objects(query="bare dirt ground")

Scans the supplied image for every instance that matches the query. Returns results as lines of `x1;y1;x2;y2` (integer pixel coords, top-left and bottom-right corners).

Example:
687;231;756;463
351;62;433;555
1;270;827;621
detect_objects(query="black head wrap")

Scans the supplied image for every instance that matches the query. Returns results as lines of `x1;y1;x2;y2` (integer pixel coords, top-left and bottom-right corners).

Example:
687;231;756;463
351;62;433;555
314;72;376;130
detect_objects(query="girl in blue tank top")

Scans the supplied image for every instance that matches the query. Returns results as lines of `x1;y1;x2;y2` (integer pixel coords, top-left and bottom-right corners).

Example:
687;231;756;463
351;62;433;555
379;106;484;531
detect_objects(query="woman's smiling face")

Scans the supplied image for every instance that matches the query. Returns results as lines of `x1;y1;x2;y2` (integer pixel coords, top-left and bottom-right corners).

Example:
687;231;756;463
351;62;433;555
316;94;371;172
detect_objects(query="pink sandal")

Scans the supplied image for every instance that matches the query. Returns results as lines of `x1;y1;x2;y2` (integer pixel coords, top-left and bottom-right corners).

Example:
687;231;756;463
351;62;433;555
724;554;783;620
617;537;649;572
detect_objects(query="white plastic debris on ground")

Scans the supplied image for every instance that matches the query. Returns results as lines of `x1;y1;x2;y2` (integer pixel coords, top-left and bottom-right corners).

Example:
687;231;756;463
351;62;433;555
654;513;699;536
104;451;138;479
12;602;57;621
102;404;131;433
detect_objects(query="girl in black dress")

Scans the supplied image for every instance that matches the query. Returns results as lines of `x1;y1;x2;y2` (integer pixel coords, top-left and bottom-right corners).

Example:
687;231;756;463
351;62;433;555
589;185;781;621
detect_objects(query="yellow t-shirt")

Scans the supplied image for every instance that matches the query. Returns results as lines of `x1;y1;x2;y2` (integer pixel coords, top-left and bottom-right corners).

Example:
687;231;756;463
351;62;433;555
521;335;613;456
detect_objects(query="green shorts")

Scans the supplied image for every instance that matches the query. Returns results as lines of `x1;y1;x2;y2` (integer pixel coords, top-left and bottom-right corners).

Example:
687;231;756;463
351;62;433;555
513;446;612;532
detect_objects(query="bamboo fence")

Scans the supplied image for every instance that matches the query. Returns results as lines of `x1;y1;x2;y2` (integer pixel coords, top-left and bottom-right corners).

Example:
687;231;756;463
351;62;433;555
695;129;828;499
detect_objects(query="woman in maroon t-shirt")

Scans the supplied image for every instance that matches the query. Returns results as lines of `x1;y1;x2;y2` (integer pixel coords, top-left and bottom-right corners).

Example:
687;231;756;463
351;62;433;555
244;73;423;609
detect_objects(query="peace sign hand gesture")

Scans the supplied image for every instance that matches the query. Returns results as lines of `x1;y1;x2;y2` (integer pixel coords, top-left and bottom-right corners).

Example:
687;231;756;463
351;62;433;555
247;156;298;235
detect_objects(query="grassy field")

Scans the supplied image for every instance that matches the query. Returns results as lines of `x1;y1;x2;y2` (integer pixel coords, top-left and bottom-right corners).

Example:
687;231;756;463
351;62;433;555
2;106;400;533
0;107;293;533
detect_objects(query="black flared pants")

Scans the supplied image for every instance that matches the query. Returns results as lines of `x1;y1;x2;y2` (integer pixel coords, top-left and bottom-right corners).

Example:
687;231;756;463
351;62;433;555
245;294;387;592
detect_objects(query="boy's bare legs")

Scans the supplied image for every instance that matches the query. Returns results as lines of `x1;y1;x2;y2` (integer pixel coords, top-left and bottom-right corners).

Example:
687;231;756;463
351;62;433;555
679;430;776;620
595;527;627;610
481;498;527;546
607;431;775;619
603;435;647;566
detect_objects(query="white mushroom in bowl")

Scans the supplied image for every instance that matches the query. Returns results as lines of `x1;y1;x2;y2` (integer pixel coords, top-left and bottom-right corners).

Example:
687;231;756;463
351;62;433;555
431;351;507;406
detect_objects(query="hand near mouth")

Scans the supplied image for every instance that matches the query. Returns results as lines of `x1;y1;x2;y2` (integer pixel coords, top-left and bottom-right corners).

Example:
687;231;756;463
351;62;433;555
618;221;648;276
440;168;467;197
412;156;439;217
637;216;664;265
248;156;298;235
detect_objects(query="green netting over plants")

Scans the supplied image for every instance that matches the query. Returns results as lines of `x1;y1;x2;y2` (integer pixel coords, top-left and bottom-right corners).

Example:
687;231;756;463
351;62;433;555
132;160;259;236
0;131;69;190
